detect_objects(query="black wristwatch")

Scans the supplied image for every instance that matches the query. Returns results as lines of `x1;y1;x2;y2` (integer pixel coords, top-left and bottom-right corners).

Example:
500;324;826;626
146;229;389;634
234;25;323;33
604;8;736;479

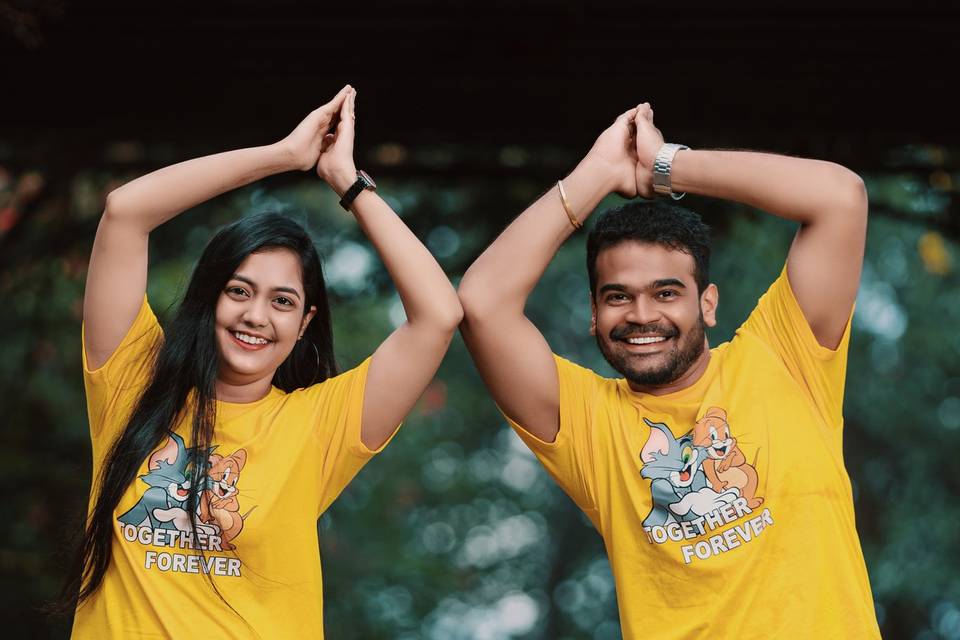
338;170;377;211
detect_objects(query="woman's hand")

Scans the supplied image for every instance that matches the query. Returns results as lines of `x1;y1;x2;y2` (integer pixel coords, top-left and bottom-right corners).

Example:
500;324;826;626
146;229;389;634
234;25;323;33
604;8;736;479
280;85;353;171
316;87;358;195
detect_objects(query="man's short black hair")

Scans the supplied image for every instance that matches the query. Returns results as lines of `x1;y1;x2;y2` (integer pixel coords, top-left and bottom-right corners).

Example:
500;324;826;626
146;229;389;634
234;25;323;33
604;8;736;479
586;200;712;295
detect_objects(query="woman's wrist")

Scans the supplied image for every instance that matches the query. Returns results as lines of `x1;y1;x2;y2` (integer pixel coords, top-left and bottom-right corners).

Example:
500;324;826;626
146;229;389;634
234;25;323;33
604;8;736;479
325;167;358;197
271;141;312;172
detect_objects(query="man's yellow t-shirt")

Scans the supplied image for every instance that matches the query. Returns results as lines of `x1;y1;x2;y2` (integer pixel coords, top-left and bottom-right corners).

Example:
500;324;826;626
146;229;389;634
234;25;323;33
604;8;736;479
73;299;394;639
507;269;881;639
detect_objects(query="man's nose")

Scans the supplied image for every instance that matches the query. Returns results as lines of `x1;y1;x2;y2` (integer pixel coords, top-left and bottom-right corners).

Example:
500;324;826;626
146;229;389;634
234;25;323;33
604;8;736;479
623;299;661;326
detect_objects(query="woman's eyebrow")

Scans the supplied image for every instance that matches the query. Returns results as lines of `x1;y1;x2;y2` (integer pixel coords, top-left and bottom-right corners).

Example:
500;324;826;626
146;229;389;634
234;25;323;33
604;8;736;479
231;274;302;300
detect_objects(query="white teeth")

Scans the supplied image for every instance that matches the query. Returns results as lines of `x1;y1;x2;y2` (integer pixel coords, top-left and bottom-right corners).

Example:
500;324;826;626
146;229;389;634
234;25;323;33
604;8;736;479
626;336;667;345
234;332;268;345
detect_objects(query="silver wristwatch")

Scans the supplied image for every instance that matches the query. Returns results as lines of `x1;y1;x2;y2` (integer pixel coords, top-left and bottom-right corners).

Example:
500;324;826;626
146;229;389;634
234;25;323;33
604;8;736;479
652;143;690;200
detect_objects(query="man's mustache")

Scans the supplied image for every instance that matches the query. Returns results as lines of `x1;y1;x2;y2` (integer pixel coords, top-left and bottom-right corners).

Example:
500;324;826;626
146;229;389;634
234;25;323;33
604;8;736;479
610;322;679;341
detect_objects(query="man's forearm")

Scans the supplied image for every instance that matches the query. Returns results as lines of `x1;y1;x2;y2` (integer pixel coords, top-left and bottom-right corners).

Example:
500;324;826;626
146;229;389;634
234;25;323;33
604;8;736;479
670;150;867;225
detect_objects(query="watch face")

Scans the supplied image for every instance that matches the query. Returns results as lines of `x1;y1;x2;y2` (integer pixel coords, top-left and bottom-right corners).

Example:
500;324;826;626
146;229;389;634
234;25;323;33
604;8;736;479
358;170;376;190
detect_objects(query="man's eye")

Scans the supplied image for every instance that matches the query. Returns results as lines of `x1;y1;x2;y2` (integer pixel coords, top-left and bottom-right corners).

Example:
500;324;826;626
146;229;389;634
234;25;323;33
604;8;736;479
607;294;628;303
657;290;678;300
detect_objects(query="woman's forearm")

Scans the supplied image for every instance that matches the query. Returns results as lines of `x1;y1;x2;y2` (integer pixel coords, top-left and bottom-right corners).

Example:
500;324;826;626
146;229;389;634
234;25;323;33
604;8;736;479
349;188;462;330
104;143;300;232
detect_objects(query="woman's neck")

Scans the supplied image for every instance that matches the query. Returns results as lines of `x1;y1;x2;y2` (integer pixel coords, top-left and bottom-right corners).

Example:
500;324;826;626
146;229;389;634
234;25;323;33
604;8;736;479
214;375;274;404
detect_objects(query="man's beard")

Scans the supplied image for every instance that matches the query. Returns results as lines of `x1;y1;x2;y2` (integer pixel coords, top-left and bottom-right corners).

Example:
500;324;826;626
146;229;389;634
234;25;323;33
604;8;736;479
596;314;706;387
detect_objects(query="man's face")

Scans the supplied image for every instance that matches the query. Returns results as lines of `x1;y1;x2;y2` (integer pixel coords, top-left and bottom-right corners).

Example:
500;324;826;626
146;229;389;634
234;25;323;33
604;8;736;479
591;241;717;388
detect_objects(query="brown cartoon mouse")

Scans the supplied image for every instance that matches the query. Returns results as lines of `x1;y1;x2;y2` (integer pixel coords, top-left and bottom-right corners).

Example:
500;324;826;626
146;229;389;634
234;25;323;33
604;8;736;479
199;448;248;550
692;407;764;509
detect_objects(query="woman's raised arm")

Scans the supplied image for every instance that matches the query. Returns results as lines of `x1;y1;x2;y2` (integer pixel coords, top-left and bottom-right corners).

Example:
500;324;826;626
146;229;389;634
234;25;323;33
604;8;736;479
316;89;463;450
83;86;352;370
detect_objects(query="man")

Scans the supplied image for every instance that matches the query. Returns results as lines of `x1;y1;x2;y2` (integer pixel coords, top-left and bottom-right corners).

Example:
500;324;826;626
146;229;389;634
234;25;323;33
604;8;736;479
457;103;879;638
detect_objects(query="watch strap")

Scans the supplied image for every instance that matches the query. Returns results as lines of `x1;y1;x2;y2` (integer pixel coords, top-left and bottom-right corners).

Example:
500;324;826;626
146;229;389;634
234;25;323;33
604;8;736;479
652;143;690;200
339;171;375;211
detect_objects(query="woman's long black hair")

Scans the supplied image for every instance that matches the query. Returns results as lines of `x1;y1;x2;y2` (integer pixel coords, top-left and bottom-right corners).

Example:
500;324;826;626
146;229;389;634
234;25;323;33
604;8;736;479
62;213;337;609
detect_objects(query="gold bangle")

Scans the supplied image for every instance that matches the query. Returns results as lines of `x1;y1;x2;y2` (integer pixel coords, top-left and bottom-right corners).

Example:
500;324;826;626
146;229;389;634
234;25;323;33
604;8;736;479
557;180;582;230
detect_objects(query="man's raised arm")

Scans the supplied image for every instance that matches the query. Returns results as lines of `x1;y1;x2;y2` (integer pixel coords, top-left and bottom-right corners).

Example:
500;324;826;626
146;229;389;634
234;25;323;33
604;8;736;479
635;106;868;349
458;107;641;442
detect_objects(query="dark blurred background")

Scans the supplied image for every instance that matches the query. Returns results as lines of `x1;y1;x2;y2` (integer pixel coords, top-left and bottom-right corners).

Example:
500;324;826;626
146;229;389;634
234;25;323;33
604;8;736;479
3;1;959;638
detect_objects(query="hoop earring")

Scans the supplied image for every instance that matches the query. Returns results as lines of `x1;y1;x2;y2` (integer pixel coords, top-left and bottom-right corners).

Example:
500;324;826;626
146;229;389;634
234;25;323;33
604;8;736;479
308;339;321;384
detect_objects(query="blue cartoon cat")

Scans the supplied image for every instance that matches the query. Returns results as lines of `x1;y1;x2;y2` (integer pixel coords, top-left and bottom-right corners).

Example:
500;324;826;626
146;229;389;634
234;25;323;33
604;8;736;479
118;433;204;531
639;418;739;527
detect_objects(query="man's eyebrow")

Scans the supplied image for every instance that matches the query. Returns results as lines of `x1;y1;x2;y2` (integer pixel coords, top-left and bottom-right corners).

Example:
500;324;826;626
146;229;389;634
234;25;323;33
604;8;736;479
230;274;302;300
598;283;630;295
651;278;686;289
598;279;687;295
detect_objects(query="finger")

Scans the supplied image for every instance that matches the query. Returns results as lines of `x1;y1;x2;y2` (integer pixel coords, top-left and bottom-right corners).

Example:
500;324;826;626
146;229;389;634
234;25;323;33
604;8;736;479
642;101;655;123
616;107;639;124
320;132;336;153
320;84;352;117
634;102;652;125
337;88;356;144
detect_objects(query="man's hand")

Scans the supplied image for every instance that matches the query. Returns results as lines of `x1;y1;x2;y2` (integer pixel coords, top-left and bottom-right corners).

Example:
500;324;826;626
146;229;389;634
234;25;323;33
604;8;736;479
279;84;352;171
583;106;641;198
633;102;665;198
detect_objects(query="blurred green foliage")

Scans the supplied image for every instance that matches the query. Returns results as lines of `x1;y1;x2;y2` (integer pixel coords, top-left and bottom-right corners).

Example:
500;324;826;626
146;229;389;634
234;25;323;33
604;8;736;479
0;144;958;639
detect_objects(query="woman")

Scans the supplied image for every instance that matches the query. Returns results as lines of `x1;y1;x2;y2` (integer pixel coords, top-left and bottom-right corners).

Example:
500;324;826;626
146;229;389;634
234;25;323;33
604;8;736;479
67;85;462;638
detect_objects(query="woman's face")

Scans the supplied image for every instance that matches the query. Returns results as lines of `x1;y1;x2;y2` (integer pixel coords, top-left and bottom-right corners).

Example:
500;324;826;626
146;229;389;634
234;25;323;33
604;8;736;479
214;249;317;388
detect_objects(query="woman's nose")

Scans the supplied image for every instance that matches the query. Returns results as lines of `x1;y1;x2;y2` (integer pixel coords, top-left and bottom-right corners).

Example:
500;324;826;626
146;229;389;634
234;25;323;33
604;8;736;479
241;300;269;327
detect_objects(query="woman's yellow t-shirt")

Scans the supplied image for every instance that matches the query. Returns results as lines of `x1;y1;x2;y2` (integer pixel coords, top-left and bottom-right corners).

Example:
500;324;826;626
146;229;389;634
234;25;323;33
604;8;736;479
73;299;394;639
507;268;881;639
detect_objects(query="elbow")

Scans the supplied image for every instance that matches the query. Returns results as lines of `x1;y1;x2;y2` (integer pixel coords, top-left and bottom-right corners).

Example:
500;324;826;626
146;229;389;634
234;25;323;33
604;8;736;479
457;271;495;324
438;297;465;333
834;166;869;221
414;295;464;335
102;188;131;223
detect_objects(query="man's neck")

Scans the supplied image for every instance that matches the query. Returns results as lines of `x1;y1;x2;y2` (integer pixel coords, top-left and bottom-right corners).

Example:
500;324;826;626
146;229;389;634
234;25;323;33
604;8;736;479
626;340;712;397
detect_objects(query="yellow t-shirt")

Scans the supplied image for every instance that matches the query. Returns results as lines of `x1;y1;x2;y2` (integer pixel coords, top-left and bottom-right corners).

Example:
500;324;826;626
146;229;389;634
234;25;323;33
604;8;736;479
507;269;880;639
73;298;394;639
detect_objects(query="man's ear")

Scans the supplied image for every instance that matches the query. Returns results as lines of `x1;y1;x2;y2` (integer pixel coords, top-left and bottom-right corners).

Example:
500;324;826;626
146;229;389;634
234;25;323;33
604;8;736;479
589;292;597;336
700;284;719;328
300;305;318;339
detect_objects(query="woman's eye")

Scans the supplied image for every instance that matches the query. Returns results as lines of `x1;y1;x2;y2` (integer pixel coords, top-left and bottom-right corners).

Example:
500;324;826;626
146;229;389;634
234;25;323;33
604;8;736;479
274;296;293;307
227;286;248;297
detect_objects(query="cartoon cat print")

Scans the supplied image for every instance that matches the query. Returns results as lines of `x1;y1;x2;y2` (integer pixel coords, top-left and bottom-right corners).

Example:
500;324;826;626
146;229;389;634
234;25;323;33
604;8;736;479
200;448;248;550
692;407;764;509
640;418;739;527
118;433;194;530
117;432;219;535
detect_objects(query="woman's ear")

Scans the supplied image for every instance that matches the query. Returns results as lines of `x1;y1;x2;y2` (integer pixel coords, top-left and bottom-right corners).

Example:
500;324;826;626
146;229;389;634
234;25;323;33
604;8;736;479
299;305;318;339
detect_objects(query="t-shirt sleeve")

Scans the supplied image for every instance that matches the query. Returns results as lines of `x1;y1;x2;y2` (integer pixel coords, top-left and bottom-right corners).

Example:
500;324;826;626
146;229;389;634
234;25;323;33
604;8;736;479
82;297;163;454
300;356;400;515
503;355;602;529
735;265;853;427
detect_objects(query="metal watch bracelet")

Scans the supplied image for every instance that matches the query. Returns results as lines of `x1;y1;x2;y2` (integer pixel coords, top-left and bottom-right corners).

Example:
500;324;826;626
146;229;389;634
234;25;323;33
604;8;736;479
652;143;690;200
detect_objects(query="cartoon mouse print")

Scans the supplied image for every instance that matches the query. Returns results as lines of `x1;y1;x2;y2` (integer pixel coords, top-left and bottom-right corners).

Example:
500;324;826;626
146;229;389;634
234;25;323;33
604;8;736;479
199;448;253;551
691;407;764;509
